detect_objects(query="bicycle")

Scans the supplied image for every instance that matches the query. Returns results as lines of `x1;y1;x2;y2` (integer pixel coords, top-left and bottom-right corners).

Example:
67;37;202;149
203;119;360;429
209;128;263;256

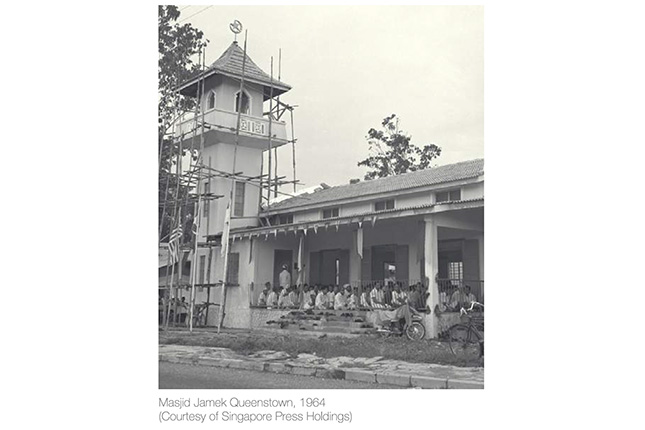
447;301;484;358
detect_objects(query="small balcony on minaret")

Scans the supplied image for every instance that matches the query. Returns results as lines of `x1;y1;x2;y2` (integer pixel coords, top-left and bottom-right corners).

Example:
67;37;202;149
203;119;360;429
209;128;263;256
174;41;292;150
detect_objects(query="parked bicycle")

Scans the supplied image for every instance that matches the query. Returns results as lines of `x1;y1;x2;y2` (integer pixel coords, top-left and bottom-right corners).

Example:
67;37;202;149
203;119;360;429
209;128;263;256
447;301;484;358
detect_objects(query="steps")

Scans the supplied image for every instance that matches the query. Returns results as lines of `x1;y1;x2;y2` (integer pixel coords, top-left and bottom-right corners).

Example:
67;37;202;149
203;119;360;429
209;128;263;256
265;310;376;335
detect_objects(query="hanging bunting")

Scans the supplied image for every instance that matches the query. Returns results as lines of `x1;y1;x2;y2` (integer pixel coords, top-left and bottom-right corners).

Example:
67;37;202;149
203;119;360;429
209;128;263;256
371;215;378;227
313;225;318;234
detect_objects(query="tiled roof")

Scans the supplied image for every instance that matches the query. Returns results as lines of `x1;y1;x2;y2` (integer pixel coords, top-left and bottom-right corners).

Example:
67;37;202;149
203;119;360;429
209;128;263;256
263;158;484;214
179;42;291;97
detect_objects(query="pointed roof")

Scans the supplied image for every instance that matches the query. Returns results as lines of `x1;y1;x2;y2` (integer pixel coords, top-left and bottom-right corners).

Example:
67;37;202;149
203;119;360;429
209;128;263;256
178;41;291;99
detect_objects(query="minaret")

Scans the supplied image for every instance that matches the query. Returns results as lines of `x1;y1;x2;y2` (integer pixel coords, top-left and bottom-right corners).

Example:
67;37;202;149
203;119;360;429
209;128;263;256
176;41;292;240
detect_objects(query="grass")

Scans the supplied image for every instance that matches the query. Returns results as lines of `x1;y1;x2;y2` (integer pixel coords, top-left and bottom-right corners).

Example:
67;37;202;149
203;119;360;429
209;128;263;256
159;330;483;368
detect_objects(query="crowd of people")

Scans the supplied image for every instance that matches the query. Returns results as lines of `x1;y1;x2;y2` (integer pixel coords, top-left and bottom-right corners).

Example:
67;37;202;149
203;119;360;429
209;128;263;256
437;284;478;312
256;280;430;312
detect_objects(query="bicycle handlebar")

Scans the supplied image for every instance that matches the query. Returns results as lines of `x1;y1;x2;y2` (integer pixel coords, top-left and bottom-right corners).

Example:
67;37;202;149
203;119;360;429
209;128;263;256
459;301;484;315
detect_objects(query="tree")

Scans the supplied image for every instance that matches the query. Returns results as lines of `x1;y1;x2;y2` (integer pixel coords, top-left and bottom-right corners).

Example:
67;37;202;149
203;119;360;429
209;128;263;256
158;5;209;240
357;114;442;180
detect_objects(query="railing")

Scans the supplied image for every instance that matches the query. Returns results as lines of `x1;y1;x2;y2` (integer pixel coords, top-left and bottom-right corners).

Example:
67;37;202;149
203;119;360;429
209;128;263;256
176;108;287;141
437;278;484;311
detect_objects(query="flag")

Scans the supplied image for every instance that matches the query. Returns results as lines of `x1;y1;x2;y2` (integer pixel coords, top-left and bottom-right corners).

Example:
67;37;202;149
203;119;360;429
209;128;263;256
297;234;304;274
191;204;200;237
168;224;183;265
357;222;363;259
221;204;231;257
296;235;305;286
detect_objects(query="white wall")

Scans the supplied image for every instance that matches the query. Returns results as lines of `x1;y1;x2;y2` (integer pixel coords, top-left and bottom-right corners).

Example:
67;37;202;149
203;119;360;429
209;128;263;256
198;143;263;239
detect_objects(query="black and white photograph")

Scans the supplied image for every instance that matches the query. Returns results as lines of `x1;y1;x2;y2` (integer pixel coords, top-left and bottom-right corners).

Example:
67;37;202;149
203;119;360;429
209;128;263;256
8;1;645;428
157;5;484;390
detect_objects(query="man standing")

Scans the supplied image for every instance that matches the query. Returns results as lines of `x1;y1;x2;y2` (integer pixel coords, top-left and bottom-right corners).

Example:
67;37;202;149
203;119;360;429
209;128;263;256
279;264;291;289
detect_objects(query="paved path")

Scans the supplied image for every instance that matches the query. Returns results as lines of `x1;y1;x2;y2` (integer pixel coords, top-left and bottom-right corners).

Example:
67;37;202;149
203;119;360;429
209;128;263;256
159;344;483;389
160;362;397;389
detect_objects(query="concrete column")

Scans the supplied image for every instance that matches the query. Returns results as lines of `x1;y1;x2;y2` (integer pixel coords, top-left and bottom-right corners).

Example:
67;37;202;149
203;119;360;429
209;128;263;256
349;229;361;284
423;216;440;338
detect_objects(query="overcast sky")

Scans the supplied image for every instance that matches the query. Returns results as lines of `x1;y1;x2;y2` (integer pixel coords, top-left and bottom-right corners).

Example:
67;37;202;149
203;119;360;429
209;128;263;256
178;5;483;189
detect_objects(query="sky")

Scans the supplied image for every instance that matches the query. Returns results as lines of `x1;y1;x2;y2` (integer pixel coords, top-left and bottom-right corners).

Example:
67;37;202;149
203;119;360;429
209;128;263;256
177;5;483;190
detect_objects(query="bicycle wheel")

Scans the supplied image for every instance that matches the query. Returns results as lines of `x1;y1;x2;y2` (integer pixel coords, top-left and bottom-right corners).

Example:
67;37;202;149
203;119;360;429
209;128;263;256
405;322;425;341
448;324;481;359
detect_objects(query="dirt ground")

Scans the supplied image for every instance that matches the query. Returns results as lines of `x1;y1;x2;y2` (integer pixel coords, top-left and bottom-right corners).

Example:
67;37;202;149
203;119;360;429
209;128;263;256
159;329;483;368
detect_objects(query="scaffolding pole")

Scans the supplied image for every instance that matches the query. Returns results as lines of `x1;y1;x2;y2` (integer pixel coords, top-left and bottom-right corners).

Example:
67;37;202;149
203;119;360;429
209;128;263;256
218;30;248;333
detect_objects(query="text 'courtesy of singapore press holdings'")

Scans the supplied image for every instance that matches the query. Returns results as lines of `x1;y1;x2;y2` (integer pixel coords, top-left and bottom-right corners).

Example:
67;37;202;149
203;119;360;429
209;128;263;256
158;397;352;424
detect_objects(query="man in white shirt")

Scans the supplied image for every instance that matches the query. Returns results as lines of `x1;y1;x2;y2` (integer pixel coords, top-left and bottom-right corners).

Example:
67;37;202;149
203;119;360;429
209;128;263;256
464;285;477;305
279;265;291;289
346;285;358;310
288;286;299;308
315;286;328;310
334;285;348;310
257;282;271;307
326;286;336;310
267;287;278;308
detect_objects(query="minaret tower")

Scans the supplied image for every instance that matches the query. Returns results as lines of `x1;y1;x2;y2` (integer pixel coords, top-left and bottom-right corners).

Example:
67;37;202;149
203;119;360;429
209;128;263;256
175;39;292;240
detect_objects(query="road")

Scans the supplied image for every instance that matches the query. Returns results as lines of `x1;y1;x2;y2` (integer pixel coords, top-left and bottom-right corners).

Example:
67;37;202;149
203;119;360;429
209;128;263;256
159;362;398;389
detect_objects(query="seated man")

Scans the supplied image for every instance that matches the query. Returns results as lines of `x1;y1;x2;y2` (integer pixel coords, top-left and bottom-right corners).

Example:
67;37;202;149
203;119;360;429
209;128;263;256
334;285;348;310
301;285;314;310
360;286;372;309
315;286;328;310
370;283;386;309
391;284;407;307
257;282;271;307
347;286;358;310
408;283;424;310
463;285;477;306
449;286;465;311
266;287;279;308
327;286;337;310
288;285;300;309
278;287;292;308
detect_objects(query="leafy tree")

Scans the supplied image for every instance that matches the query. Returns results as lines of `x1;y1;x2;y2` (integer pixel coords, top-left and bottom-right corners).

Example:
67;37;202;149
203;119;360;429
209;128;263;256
358;114;442;180
158;5;209;240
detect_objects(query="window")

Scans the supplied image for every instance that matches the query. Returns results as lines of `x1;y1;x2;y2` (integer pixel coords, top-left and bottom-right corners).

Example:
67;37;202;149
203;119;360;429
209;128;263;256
203;183;210;218
448;261;463;282
226;252;240;285
234;90;250;115
199;255;206;284
374;199;395;211
233;182;245;217
436;189;461;203
322;207;340;219
278;214;293;225
206;91;216;110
